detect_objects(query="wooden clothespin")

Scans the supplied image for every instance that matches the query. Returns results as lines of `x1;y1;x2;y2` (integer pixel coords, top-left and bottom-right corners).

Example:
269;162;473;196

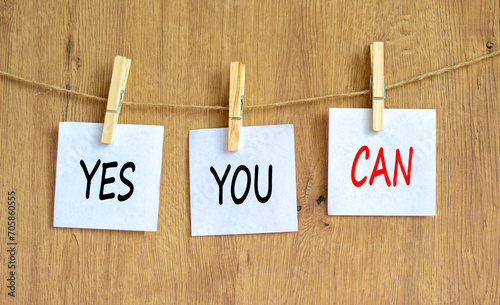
370;42;385;131
101;56;132;144
228;62;245;151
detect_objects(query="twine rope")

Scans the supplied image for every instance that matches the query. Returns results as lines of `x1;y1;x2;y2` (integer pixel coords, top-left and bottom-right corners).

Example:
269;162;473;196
0;50;498;111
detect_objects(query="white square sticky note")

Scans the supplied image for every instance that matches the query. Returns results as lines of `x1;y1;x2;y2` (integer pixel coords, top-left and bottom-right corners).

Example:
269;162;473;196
328;108;436;216
54;122;164;231
189;125;298;236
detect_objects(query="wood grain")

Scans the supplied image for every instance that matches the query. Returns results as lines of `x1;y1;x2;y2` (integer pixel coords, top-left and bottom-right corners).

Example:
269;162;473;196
0;0;498;304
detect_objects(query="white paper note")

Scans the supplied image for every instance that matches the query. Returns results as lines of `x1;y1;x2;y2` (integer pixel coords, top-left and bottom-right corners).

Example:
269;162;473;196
189;125;298;236
54;122;164;231
328;108;436;216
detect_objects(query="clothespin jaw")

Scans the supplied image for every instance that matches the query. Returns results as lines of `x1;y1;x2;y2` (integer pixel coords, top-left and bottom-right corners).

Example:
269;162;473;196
370;42;385;131
228;62;245;151
101;56;132;144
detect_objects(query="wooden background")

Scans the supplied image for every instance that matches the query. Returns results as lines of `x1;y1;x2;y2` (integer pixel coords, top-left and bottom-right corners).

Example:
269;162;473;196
1;0;499;304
